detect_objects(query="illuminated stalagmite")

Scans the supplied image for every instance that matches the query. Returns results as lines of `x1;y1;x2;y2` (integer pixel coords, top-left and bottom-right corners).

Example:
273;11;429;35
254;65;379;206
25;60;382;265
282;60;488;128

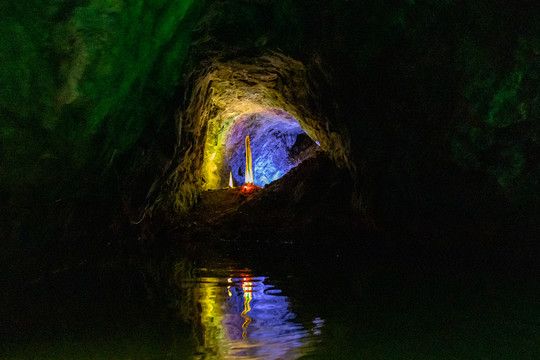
245;135;254;185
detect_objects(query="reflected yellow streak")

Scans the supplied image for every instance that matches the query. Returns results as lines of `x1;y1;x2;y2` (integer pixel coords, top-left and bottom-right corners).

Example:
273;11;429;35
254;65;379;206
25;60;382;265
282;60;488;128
197;277;227;356
241;280;253;339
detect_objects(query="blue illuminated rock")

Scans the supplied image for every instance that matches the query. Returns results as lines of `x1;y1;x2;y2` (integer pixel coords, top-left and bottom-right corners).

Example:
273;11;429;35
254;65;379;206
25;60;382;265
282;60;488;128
224;110;317;187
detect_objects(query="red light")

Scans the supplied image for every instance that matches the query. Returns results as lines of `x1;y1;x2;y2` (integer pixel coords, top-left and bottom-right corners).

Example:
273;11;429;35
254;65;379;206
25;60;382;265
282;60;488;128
241;184;257;193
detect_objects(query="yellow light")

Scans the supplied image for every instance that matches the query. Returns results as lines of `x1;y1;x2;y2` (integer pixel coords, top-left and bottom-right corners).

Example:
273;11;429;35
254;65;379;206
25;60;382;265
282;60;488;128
229;172;233;188
241;278;253;339
245;135;253;185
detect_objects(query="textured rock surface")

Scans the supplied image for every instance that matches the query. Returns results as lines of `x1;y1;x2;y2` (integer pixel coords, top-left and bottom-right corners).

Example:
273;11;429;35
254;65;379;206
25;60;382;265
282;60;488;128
1;0;540;251
224;110;318;187
153;0;540;226
0;1;206;250
1;1;202;191
159;52;349;213
180;152;361;244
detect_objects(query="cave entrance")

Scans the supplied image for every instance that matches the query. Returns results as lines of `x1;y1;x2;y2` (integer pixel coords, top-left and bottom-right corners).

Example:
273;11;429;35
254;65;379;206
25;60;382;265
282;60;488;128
224;110;318;187
204;109;318;189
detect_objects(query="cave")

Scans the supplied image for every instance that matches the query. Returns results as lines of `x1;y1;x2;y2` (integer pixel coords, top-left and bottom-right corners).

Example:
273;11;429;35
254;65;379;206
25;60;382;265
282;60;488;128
1;1;539;358
217;110;317;188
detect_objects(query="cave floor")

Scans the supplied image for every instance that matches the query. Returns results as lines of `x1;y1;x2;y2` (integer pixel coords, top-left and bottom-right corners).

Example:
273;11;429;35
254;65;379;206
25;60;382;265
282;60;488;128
173;154;367;251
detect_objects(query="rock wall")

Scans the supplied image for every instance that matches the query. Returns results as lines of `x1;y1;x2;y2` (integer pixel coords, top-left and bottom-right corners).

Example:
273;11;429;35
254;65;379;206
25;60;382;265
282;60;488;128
2;0;539;248
0;0;205;247
159;52;349;213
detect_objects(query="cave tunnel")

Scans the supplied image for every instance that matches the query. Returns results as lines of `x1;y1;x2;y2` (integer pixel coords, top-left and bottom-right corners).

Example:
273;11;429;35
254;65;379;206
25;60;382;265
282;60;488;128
2;1;539;358
194;57;322;189
170;52;349;211
192;56;325;190
217;109;317;188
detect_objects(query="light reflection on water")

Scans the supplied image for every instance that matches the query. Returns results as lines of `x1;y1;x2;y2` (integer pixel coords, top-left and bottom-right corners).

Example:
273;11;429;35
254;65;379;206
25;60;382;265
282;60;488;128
184;267;323;360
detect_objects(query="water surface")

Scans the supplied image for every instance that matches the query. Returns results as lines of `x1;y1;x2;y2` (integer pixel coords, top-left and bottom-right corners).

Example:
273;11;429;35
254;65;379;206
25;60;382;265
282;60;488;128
3;238;539;359
182;264;323;359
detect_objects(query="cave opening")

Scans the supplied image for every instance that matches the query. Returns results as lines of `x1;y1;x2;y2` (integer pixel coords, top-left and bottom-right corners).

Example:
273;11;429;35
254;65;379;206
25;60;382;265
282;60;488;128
214;109;318;188
187;53;339;198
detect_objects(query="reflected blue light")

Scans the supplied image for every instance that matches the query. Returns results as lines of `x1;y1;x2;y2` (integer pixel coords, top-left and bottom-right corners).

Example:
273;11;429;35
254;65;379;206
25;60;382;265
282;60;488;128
224;110;312;186
193;271;322;359
225;277;304;341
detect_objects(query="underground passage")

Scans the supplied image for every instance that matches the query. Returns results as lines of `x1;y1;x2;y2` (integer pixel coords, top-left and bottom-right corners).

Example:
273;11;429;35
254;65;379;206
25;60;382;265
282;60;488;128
216;110;317;188
1;1;539;359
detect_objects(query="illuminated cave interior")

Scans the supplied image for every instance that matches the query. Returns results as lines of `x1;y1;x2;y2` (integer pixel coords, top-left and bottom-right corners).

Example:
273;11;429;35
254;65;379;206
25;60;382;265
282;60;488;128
171;53;350;210
218;110;318;188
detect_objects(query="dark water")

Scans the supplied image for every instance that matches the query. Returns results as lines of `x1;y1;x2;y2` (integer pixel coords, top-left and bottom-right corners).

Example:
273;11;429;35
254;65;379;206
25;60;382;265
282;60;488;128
2;236;539;359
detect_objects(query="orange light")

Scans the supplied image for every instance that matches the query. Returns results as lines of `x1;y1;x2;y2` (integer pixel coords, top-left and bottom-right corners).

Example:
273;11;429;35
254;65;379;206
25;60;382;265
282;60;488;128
229;172;233;188
245;135;253;185
241;184;257;193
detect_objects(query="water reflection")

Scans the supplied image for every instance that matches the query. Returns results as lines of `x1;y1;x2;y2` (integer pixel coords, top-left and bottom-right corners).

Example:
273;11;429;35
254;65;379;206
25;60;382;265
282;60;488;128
182;266;322;360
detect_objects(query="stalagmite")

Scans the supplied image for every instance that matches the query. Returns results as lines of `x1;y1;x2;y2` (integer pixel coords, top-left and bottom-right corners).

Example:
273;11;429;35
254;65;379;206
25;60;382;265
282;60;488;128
245;136;254;185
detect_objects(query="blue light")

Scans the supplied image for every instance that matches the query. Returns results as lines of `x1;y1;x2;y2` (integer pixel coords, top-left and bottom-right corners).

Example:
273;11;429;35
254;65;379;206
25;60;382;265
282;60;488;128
189;267;324;359
223;276;315;357
224;110;311;186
